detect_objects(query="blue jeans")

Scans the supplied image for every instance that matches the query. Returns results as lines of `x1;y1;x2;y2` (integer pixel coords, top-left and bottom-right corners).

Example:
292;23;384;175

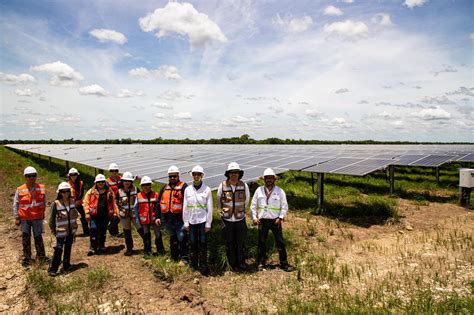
20;219;43;237
189;222;206;245
164;220;185;242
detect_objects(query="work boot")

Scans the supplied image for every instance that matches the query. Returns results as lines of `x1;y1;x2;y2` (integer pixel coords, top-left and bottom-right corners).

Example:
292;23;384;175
154;234;165;255
97;232;106;254
108;218;120;237
189;243;199;270
48;247;63;276
170;236;179;261
199;243;210;276
34;235;48;263
88;229;98;256
80;218;90;236
143;233;152;256
21;233;32;267
280;263;295;272
124;229;133;256
179;237;189;262
63;238;73;272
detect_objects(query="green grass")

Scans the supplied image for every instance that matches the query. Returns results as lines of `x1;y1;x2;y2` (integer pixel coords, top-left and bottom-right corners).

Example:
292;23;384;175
148;255;190;282
87;264;111;288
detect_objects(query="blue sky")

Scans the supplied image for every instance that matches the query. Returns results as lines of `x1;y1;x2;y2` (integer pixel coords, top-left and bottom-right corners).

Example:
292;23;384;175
1;0;473;141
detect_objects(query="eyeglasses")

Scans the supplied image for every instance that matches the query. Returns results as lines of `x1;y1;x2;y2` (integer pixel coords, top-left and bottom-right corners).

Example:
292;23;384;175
25;174;37;178
60;190;70;193
168;175;178;179
110;170;118;173
141;184;151;187
70;174;78;176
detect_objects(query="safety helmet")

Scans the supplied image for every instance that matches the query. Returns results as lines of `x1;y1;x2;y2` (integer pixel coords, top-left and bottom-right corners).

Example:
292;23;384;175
23;166;37;176
122;171;134;181
263;168;276;177
108;163;119;171
167;165;180;174
227;162;241;171
68;168;80;176
191;165;204;175
94;174;106;183
56;182;71;192
140;176;153;185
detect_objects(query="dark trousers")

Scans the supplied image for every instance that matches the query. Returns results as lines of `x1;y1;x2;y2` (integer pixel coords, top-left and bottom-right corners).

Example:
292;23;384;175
164;215;187;261
76;204;89;235
108;216;120;236
189;222;207;269
222;219;247;268
257;219;288;266
49;234;74;273
90;215;109;251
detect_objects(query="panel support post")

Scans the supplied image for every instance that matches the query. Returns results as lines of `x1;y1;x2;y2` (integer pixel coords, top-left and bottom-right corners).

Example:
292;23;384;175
94;168;98;176
65;161;70;174
389;165;395;195
317;173;324;208
311;172;315;195
48;157;52;168
435;167;440;185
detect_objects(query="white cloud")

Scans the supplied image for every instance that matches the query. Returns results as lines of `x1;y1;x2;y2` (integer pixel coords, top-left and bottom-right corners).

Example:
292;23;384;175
421;95;454;105
154;113;165;119
305;109;322;118
221;115;262;127
78;84;108;96
0;72;36;84
174;112;192;120
153;65;182;80
335;88;349;94
372;13;394;27
30;61;84;86
446;87;474;97
116;89;143;98
138;2;228;48
339;0;354;3
272;14;313;33
324;6;343;16
404;0;428;9
328;117;351;128
89;28;127;45
268;105;284;114
14;88;40;97
470;33;474;43
128;67;150;77
151;102;173;109
413;106;451;120
324;20;369;37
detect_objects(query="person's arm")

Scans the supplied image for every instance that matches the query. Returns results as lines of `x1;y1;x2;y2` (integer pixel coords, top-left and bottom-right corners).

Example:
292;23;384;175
48;202;57;234
12;190;19;219
250;188;259;222
133;197;142;227
244;183;250;208
182;188;190;228
279;189;289;220
205;187;213;229
111;192;119;217
155;186;165;221
82;189;91;219
216;183;223;210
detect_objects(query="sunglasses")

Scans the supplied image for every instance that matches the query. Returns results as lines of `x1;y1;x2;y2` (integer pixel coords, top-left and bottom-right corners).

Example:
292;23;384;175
60;190;70;193
228;171;239;174
168;175;178;179
110;170;118;173
25;174;37;178
141;183;151;187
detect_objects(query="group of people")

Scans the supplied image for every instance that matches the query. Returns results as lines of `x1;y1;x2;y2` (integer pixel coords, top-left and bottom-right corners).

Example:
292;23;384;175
13;162;294;277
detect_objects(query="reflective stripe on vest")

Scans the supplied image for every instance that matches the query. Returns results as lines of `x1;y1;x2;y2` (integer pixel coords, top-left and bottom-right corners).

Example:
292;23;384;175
220;180;246;220
68;179;83;205
107;176;121;195
87;189;115;217
17;184;45;220
118;188;137;218
137;192;158;225
160;182;184;214
54;199;78;237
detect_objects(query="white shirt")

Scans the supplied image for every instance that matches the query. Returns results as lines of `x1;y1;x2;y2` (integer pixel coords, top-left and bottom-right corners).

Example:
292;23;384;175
217;182;250;222
250;185;288;220
183;184;213;228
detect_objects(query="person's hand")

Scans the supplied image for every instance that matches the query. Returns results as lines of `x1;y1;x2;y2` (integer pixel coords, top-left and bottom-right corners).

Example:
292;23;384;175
275;218;282;225
253;219;260;225
14;218;20;226
184;225;189;232
85;214;91;221
155;219;161;226
205;227;211;233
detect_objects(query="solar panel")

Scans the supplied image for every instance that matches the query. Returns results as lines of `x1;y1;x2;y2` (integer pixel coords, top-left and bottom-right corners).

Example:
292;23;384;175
409;155;456;167
456;153;474;162
332;159;393;176
281;157;335;171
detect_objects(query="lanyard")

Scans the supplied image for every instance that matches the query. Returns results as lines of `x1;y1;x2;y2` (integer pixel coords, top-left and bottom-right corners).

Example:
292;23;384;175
264;187;273;204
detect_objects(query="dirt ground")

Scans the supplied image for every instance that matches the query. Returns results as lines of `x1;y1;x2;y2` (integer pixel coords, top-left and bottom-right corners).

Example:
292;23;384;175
0;177;472;313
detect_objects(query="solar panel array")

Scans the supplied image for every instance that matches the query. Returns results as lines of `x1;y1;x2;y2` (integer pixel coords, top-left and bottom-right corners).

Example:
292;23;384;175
5;144;474;189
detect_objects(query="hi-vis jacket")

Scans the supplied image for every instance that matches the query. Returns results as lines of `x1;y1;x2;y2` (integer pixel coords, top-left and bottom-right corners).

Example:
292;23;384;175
68;179;84;205
250;186;288;221
13;183;46;220
107;176;121;195
116;187;138;218
49;199;79;238
182;184;213;228
217;181;249;221
83;187;118;218
134;191;158;225
158;182;186;214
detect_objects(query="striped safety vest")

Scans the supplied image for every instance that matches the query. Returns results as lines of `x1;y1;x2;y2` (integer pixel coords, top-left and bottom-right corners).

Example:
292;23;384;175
53;199;79;238
159;182;185;214
117;187;137;218
220;180;246;220
84;188;116;217
16;183;46;220
137;191;158;225
68;179;83;205
107;176;121;195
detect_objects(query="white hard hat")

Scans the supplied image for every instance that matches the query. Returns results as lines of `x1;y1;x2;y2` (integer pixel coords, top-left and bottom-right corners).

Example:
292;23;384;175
68;168;80;175
56;182;71;192
122;171;134;181
95;174;106;182
227;162;241;171
167;165;180;174
140;176;153;185
191;165;204;174
263;168;276;177
108;163;119;171
24;166;37;176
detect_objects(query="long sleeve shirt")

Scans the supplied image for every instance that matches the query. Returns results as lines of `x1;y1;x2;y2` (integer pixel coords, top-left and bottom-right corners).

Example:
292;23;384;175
250;186;288;221
216;182;250;222
183;184;213;228
12;186;47;218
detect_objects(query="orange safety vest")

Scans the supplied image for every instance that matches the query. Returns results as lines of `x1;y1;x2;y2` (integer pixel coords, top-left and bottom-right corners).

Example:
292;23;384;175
159;182;185;214
84;188;116;217
137;191;158;225
16;183;46;220
107;176;121;195
68;179;84;205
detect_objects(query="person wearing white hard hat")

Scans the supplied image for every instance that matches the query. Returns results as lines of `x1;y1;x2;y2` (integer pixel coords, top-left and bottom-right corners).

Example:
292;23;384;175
217;162;250;271
116;172;144;256
134;176;164;256
67;168;89;236
182;165;213;275
250;168;294;272
13;166;47;266
106;163;122;237
47;182;79;276
83;174;119;256
155;165;188;262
